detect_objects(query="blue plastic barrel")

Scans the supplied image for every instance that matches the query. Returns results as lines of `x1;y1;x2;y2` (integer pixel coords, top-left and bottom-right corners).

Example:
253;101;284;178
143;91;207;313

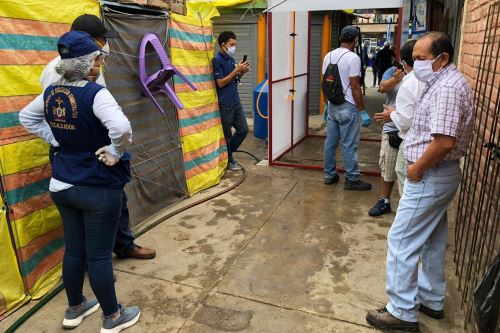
253;77;268;139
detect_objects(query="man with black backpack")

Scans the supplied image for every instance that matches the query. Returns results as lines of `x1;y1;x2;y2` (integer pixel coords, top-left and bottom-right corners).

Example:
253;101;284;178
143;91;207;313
321;26;372;190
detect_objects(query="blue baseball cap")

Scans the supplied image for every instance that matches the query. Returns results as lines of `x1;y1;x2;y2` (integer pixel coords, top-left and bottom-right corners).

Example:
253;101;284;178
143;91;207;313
57;31;101;59
340;25;359;40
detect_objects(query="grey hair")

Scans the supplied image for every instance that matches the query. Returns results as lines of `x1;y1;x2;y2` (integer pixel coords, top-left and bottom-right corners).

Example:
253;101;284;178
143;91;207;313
55;51;100;81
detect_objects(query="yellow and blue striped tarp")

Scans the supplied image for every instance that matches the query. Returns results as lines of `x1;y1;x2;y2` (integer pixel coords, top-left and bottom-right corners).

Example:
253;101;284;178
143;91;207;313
0;0;100;319
170;5;228;194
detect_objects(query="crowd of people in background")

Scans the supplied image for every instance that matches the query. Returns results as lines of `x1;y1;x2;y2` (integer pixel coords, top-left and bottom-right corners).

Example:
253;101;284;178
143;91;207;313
366;40;396;88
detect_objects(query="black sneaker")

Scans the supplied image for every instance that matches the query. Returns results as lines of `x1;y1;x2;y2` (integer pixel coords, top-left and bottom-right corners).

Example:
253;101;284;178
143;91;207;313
419;304;444;320
369;198;392;216
344;179;372;191
324;174;340;185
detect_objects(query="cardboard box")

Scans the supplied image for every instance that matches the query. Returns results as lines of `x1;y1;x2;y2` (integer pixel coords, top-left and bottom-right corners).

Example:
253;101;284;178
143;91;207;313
168;0;187;15
147;0;169;9
117;0;186;14
118;0;148;6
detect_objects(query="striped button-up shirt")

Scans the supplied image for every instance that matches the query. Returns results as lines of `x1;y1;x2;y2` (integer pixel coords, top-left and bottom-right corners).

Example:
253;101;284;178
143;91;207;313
404;64;475;163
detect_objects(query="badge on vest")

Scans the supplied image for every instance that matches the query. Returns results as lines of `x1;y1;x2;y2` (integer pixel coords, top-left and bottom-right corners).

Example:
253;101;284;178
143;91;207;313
45;87;78;130
53;97;66;120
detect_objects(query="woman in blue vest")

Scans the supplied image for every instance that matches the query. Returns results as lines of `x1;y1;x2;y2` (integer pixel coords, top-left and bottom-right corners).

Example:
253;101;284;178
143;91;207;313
19;31;140;332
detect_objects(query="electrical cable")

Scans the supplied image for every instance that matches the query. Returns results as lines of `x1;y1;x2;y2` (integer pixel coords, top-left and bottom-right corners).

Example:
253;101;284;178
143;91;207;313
235;150;261;163
4;166;247;333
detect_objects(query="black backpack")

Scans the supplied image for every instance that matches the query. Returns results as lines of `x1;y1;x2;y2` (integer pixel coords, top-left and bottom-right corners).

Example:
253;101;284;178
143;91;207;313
321;50;351;105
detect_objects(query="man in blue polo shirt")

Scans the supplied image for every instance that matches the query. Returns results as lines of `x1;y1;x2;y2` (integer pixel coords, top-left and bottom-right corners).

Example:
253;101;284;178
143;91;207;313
213;31;250;171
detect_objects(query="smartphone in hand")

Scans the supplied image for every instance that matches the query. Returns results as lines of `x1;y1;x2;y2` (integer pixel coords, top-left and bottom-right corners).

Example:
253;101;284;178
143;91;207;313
390;57;404;71
236;55;248;86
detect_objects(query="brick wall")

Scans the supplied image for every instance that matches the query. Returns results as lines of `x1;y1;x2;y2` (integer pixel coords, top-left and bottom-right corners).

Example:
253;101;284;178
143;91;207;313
455;0;500;332
460;0;497;84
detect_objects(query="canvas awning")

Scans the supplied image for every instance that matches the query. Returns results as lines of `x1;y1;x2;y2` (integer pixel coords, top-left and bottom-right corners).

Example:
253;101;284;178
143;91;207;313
266;0;403;12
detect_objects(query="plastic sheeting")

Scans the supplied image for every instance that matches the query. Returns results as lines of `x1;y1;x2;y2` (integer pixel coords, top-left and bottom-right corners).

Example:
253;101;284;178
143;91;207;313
269;11;308;161
170;2;228;194
0;0;100;319
0;196;28;319
102;12;189;227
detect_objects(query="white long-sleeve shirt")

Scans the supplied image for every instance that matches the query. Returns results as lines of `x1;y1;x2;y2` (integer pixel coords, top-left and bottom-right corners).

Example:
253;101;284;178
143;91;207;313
390;71;425;139
19;81;132;191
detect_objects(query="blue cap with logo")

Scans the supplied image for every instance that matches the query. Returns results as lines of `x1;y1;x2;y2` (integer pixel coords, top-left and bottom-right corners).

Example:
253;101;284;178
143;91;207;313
57;31;101;59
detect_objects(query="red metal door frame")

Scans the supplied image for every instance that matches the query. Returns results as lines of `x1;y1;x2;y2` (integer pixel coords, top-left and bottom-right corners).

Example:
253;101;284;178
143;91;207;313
268;8;404;177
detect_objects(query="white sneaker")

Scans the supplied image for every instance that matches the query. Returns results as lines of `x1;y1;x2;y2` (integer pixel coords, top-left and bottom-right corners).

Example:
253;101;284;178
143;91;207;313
101;305;140;333
62;296;100;329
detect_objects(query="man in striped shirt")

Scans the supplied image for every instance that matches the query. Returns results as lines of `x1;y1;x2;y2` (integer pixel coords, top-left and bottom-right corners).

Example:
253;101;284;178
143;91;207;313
367;32;475;332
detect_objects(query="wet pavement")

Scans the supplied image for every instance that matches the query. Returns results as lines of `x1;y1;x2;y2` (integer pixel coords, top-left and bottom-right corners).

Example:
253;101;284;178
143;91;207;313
1;82;465;332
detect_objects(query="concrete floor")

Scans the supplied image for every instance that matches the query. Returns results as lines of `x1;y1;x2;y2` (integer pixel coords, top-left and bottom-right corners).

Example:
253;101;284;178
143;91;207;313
1;132;465;333
1;74;466;332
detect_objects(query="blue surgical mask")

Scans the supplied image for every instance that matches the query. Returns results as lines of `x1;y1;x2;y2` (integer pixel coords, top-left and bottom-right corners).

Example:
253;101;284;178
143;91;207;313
413;54;443;82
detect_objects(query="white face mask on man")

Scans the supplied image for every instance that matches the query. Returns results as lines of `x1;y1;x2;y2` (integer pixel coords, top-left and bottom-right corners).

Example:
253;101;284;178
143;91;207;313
413;54;443;82
225;45;236;56
101;42;110;57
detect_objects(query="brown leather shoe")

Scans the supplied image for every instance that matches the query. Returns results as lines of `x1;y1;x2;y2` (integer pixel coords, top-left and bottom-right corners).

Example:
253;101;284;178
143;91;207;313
124;245;156;260
366;307;419;332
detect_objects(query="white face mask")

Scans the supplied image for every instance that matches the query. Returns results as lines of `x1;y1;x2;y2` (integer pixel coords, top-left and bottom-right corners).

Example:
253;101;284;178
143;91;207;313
225;45;236;56
101;42;110;57
413;54;443;82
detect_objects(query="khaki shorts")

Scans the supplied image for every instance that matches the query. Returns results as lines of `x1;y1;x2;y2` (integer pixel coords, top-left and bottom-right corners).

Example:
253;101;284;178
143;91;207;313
379;133;399;182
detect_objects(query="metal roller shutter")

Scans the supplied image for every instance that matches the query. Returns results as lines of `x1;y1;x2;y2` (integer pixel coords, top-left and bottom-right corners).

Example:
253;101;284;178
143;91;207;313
213;14;258;116
309;14;323;115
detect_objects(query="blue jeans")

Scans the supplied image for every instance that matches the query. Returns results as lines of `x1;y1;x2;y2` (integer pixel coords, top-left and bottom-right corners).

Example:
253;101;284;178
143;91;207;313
113;192;135;257
219;102;249;164
323;101;360;181
385;161;461;322
51;186;123;316
50;149;134;257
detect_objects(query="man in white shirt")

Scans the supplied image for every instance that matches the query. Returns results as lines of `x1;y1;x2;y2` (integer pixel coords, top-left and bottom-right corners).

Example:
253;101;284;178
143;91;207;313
374;39;426;194
40;14;113;89
322;26;372;191
38;14;156;260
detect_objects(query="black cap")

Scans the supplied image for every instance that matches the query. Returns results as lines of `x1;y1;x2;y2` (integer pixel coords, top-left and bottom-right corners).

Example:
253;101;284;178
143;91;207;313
71;14;119;39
